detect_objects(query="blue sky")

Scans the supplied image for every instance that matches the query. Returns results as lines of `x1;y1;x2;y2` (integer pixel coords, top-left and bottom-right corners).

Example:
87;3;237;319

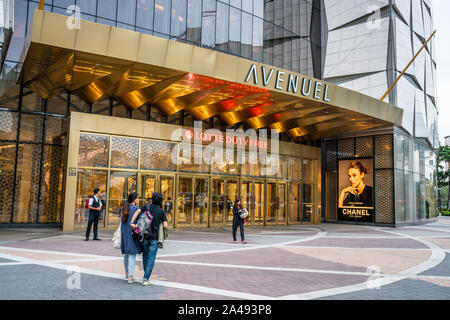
434;0;450;142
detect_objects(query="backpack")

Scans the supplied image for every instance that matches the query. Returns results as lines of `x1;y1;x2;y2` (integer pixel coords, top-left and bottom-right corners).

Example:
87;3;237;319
132;207;154;244
84;197;91;209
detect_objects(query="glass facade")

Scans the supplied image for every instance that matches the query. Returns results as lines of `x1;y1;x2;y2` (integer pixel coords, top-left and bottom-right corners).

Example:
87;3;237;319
0;0;439;227
75;132;317;228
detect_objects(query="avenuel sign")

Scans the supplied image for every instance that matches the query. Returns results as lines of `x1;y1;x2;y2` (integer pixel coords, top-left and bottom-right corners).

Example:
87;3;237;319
245;64;331;102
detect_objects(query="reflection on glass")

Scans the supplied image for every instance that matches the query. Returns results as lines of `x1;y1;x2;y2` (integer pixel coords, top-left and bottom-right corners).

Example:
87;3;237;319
161;177;174;226
241;12;252;59
187;0;202;43
211;179;225;224
201;0;215;47
240;181;251;218
177;178;192;225
216;1;229;51
267;182;277;223
194;179;208;225
229;7;241;55
141;175;156;207
253;16;263;62
155;0;170;35
289;183;301;223
117;0;136;25
75;169;107;225
108;172;137;227
278;184;286;222
78;134;109;167
13;143;41;223
97;0;117;20
137;0;155;29
226;180;238;223
254;181;264;223
171;0;187;38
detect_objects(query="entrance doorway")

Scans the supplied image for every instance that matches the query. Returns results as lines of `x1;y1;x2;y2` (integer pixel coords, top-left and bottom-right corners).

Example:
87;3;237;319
139;173;175;227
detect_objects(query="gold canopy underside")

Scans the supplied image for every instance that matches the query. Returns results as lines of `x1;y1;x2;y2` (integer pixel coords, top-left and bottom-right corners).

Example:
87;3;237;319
19;11;402;140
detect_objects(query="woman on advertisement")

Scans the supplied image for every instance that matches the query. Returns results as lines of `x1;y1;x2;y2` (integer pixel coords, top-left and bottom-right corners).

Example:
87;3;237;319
339;161;373;208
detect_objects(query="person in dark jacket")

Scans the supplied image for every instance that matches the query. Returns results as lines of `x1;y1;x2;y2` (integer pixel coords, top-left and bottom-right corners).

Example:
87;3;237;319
232;199;247;244
130;192;167;286
120;192;142;284
85;188;103;241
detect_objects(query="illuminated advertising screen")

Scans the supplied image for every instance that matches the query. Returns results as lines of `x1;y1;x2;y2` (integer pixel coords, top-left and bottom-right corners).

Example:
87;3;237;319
338;159;374;222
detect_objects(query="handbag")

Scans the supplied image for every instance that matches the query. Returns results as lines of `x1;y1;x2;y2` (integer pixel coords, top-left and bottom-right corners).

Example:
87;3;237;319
112;223;121;249
240;208;249;219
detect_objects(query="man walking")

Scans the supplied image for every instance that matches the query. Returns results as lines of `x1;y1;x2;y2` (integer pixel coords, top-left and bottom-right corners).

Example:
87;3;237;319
85;188;103;241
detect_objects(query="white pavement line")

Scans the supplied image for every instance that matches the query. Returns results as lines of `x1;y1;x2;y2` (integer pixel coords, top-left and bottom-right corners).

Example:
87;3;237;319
278;227;447;300
323;236;405;239
281;245;430;251
158;231;328;258
0;262;31;266
157;259;450;282
0;251;272;300
0;245;120;259
157;259;373;277
408;226;450;234
165;240;260;246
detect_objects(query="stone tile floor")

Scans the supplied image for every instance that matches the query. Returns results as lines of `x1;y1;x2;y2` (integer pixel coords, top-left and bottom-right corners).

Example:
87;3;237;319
1;217;450;300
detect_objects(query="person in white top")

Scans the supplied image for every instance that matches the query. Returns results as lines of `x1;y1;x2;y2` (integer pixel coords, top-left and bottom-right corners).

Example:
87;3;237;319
85;188;103;241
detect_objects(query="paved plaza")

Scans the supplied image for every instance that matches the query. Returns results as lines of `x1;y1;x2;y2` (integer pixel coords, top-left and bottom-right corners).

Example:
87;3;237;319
1;218;450;300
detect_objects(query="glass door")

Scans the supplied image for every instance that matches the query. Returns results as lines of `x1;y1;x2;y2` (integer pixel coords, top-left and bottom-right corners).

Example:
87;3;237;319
211;179;225;225
302;183;314;223
289;182;301;224
240;180;252;220
194;178;208;226
177;177;193;226
267;182;277;224
160;176;174;227
226;179;238;224
140;174;156;207
278;183;287;224
253;181;265;224
108;172;137;227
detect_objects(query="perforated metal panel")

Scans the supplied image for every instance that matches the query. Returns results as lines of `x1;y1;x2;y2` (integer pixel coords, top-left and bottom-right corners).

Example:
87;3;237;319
110;137;138;169
338;138;354;159
0;142;16;223
375;135;393;169
0;111;18;141
375;169;394;224
326;139;337;171
14;143;42;223
356;136;374;158
39;145;65;223
302;159;313;183
326;171;337;221
140;140;176;171
78;134;109;167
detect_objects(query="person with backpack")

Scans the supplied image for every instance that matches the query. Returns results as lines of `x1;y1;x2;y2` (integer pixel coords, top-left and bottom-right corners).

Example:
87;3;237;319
232;199;247;244
130;192;167;286
85;188;103;241
120;192;142;284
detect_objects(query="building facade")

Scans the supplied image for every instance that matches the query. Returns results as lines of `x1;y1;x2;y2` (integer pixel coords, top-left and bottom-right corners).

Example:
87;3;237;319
0;0;438;229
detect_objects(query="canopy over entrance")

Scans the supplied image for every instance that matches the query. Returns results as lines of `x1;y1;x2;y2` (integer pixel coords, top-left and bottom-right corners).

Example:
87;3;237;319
19;10;403;140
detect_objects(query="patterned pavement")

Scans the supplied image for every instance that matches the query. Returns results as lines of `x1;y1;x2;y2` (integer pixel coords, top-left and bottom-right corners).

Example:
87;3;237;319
1;218;450;300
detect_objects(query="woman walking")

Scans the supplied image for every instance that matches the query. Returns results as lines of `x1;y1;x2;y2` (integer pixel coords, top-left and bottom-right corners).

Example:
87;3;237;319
121;192;142;284
130;192;167;286
232;199;247;244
